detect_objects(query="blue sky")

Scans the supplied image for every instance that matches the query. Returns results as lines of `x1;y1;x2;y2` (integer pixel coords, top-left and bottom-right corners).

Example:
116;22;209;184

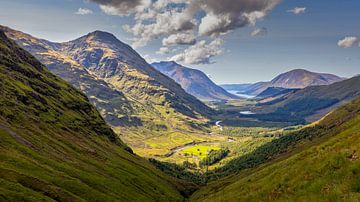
0;0;359;84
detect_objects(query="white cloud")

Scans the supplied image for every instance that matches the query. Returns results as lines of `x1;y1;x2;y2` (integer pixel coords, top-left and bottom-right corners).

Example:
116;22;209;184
143;54;157;63
92;0;151;16
156;47;170;55
162;32;196;46
251;27;267;37
90;0;282;63
75;8;93;15
338;36;359;48
169;38;224;65
287;7;306;15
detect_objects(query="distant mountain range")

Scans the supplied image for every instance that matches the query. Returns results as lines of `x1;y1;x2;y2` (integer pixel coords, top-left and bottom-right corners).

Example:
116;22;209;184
152;61;238;101
257;75;360;123
222;69;345;96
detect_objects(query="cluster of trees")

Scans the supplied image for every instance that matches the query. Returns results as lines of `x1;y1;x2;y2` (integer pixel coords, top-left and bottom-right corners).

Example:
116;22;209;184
148;158;205;185
200;149;230;167
206;125;332;180
257;98;340;124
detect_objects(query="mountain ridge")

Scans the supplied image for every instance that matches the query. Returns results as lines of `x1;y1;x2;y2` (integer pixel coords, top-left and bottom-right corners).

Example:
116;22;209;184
1;25;218;162
259;75;360;123
222;69;344;96
0;31;187;201
152;61;238;101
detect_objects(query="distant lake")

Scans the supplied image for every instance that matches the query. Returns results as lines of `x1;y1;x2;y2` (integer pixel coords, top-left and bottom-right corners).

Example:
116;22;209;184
227;90;255;99
240;111;256;115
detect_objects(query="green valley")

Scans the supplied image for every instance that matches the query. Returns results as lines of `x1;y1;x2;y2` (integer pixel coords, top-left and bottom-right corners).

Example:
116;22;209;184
0;22;360;202
191;97;360;201
0;31;189;201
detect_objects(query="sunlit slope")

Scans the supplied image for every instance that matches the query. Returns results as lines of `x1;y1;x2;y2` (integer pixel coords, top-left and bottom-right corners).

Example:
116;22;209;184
192;97;360;201
0;25;215;161
0;31;185;201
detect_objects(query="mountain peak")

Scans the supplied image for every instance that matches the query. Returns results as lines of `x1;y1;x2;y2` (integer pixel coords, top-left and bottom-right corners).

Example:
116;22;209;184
152;61;239;101
288;69;311;73
85;30;119;43
270;68;344;89
154;61;180;66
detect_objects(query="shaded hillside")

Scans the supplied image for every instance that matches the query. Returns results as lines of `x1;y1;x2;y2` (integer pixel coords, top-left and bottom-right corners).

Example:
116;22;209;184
192;97;360;201
256;87;300;99
0;31;187;201
259;76;360;123
152;61;238;101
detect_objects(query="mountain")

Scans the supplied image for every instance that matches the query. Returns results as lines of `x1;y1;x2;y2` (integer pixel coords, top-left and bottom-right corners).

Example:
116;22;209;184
270;69;344;88
1;26;215;158
222;69;344;96
152;61;238;101
192;96;360;201
0;31;188;201
61;31;213;118
259;75;360;123
256;87;300;99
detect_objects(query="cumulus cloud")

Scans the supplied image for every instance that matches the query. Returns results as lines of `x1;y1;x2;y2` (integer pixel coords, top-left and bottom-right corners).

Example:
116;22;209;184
162;32;196;46
251;27;267;37
169;38;224;65
287;7;306;15
90;0;150;16
90;0;282;64
75;8;93;15
337;36;359;48
197;0;280;36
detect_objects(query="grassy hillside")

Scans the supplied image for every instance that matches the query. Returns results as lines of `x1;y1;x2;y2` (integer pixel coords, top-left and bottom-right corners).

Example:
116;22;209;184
1;25;217;164
191;97;360;201
0;31;188;201
259;76;360;123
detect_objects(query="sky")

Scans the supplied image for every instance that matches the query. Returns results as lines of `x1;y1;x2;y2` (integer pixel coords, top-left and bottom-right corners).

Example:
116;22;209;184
0;0;359;84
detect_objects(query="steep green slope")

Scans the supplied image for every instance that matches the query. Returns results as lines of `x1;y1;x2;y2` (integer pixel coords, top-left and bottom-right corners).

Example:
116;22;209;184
1;26;216;162
0;31;186;201
1;25;135;127
192;97;360;201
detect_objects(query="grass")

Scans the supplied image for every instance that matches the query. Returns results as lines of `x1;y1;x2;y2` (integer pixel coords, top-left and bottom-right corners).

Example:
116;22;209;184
182;145;221;159
191;97;360;201
0;32;186;201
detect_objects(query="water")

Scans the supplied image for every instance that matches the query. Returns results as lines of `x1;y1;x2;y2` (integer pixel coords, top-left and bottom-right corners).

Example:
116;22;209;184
227;90;255;99
239;111;256;115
